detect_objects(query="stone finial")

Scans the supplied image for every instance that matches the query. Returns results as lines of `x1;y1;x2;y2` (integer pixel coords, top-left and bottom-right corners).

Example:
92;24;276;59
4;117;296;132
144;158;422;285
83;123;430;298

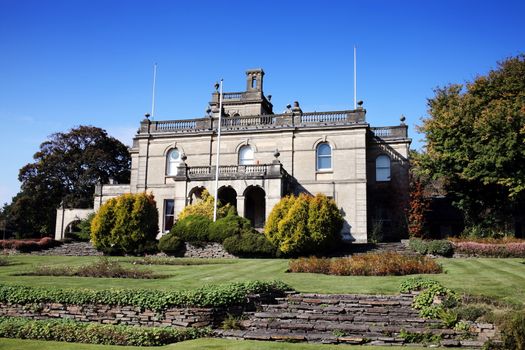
267;94;272;101
274;149;280;158
214;82;219;91
400;114;406;125
181;153;188;162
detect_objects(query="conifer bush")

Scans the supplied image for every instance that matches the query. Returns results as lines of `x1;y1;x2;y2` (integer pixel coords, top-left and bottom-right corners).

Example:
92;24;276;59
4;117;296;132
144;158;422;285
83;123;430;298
170;215;211;245
264;193;343;256
223;229;276;257
158;233;185;255
208;214;251;243
91;193;159;255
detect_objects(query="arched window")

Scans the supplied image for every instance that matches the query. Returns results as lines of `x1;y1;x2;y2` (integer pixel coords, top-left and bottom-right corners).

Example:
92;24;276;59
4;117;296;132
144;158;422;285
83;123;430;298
166;148;181;176
239;145;254;165
376;155;391;182
316;143;332;171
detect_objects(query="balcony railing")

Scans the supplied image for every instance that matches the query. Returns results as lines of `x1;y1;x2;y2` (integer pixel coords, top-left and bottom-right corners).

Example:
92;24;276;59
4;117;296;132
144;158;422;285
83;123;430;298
141;109;368;134
176;163;286;180
370;126;408;139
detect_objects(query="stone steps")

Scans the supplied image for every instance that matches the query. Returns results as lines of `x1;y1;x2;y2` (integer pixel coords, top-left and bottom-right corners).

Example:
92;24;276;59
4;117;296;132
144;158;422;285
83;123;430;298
216;293;486;348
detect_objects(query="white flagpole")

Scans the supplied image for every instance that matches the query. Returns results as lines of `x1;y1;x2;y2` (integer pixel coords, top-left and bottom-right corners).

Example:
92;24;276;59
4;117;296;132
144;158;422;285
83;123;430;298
353;46;357;110
151;63;157;119
213;79;224;222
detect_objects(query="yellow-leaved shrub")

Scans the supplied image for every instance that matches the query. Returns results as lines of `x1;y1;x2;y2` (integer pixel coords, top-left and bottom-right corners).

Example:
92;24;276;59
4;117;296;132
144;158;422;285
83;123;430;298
264;193;343;256
91;192;158;255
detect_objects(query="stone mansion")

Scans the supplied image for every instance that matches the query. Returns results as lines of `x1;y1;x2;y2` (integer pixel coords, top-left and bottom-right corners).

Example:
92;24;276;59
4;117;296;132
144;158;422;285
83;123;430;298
55;69;411;243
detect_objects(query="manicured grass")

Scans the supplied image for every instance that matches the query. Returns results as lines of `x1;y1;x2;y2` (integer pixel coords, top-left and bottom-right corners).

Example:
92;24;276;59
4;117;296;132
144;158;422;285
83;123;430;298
0;255;524;304
0;338;432;350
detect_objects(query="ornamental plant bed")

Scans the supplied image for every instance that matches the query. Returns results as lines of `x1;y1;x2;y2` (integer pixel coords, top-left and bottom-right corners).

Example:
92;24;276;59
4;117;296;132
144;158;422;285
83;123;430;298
288;252;442;276
0;280;291;311
16;257;165;279
0;237;61;253
452;241;525;258
0;316;211;346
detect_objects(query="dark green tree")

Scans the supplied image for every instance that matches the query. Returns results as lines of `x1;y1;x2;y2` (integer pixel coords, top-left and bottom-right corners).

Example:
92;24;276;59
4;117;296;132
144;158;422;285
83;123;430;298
418;54;525;234
5;126;130;237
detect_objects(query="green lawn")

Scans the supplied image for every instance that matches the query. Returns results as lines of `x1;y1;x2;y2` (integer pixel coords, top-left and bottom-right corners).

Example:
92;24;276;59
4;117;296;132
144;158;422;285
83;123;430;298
1;255;524;304
0;338;433;350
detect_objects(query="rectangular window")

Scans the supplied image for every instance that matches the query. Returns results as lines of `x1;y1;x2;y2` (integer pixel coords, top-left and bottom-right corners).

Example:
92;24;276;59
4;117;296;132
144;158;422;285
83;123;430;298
164;199;175;232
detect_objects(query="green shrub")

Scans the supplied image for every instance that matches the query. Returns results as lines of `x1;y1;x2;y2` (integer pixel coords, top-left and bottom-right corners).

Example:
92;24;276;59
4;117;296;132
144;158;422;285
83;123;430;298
72;213;95;241
0;280;291;311
427;240;454;257
158;233;185;255
408;238;454;257
223;230;276;257
0;317;210;346
456;304;490;322
91;193;159;256
499;311;525;350
409;238;428;254
171;215;211;245
265;193;343;256
208;214;251;243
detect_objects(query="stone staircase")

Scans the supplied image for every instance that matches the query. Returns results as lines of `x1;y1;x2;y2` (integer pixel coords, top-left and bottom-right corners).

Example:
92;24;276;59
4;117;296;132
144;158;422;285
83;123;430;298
32;242;102;256
217;293;485;348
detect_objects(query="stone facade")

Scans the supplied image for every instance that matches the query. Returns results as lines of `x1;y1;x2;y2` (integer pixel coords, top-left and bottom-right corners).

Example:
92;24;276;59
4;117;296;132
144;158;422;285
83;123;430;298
55;69;411;243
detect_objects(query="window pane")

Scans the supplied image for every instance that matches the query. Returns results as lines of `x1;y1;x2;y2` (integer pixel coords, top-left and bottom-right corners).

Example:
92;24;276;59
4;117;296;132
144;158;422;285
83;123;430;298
318;143;331;156
318;156;331;170
239;146;254;165
164;200;175;231
376;155;391;181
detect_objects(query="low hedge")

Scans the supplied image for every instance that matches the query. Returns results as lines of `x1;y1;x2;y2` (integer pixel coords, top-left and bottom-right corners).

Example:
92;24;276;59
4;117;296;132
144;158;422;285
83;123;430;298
452;241;525;258
0;316;210;346
409;238;454;257
0;280;291;312
170;215;211;245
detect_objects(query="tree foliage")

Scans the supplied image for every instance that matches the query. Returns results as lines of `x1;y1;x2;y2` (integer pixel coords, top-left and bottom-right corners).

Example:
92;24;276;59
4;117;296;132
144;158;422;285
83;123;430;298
91;192;158;255
264;193;343;256
418;54;525;232
4;126;130;237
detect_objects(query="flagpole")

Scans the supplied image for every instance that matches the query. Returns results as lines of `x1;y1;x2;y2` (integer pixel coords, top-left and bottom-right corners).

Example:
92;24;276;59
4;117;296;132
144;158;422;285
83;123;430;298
151;63;157;120
213;79;224;222
353;46;357;110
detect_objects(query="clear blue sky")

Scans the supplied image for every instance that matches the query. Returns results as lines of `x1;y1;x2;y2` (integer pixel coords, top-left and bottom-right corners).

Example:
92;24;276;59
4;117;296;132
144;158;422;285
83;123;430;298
1;0;523;205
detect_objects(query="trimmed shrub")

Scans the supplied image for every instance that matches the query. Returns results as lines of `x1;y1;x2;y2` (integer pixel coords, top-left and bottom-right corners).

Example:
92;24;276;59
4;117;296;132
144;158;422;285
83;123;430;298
223;230;276;258
170;215;211;245
178;189;234;221
0;317;210;346
208;214;251;243
158;233;185;255
0;280;291;311
289;252;442;276
409;238;454;257
265;193;343;256
91;193;159;256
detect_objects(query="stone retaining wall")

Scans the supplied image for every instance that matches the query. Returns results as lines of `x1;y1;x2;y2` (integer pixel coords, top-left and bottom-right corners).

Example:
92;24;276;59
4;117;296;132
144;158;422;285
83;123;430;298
182;243;236;259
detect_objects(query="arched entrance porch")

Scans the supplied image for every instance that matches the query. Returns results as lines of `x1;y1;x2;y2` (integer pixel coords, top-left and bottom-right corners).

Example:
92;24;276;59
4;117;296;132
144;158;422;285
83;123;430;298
244;185;266;228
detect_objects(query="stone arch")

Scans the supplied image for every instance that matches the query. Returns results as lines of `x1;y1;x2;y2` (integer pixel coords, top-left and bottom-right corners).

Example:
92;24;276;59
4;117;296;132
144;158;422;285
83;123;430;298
55;208;94;240
311;137;337;150
188;186;207;204
162;143;185;157
64;219;82;239
218;185;237;208
244;185;266;228
235;140;258;153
